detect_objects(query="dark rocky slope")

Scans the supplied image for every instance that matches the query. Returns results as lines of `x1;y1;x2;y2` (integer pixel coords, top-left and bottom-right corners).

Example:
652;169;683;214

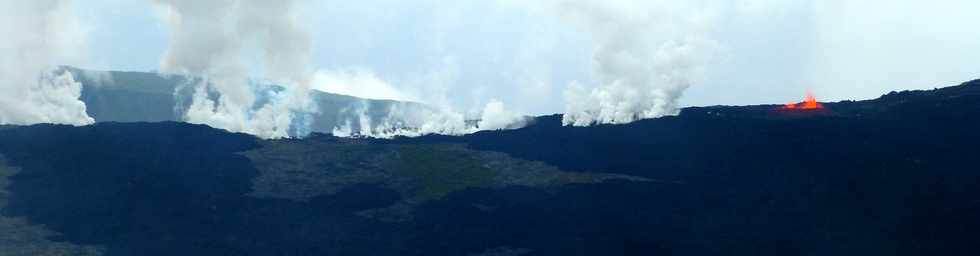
0;80;978;255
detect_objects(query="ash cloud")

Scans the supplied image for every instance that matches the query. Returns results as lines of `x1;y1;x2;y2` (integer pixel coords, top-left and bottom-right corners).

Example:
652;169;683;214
154;0;315;139
558;1;719;126
0;0;93;126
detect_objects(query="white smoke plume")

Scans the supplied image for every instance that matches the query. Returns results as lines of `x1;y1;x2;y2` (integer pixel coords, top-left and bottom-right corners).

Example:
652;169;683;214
330;100;526;138
154;0;315;139
558;0;719;126
317;62;528;138
331;101;477;139
478;99;526;131
329;100;526;138
0;0;93;126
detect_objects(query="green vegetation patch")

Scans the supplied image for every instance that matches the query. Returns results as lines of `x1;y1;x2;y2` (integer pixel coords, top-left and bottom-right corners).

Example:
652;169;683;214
388;145;497;200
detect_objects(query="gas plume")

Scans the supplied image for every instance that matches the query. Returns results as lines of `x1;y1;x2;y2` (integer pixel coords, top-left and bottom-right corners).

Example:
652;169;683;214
0;0;93;126
154;0;315;139
559;0;718;126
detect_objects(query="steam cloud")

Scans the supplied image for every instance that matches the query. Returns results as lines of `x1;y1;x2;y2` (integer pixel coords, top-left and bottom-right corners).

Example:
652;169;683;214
316;63;527;138
329;99;526;138
0;0;93;125
327;92;527;139
331;102;475;139
154;0;717;136
154;0;315;139
479;99;527;131
558;1;718;126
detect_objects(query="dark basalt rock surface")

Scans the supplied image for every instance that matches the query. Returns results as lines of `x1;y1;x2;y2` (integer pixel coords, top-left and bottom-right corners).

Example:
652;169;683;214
0;80;979;255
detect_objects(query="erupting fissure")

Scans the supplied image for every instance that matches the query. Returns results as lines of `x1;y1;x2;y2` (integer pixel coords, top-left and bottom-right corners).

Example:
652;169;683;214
782;92;825;110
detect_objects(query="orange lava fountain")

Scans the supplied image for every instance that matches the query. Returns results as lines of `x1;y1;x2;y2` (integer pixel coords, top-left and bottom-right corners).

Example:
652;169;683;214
782;92;825;110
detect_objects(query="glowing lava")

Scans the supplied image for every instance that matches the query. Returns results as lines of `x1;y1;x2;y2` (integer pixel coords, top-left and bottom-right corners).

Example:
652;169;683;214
782;92;825;110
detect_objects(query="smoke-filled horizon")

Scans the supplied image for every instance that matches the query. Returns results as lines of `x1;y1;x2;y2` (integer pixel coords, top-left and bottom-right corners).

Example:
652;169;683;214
152;0;319;139
151;0;528;138
3;0;980;138
0;0;93;126
557;1;719;126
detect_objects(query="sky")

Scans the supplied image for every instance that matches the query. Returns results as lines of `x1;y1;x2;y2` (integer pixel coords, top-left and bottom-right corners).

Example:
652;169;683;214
7;0;980;133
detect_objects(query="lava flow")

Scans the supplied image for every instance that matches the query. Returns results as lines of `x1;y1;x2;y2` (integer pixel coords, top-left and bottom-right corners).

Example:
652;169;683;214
782;92;825;110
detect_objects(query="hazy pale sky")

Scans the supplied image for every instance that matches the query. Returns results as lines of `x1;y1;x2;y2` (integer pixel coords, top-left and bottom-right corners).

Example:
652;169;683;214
70;0;980;116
